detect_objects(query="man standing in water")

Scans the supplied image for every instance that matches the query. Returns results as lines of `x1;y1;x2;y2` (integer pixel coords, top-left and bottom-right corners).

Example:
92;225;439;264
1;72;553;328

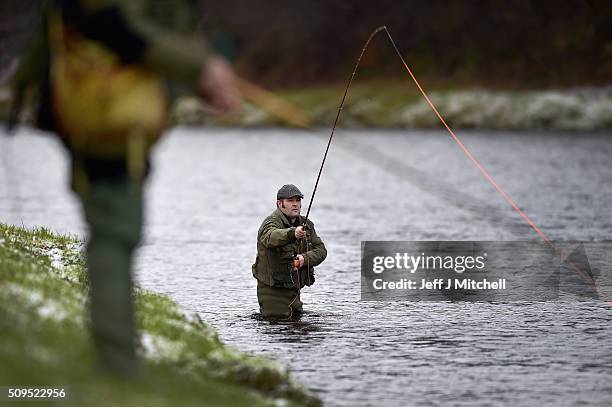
252;184;327;317
11;0;241;376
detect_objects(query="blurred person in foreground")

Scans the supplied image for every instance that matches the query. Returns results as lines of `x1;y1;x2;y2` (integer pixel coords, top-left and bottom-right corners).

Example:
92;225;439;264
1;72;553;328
10;0;241;377
252;184;327;318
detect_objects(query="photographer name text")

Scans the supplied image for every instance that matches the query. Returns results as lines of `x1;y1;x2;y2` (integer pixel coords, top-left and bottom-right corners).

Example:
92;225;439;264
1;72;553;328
372;278;506;290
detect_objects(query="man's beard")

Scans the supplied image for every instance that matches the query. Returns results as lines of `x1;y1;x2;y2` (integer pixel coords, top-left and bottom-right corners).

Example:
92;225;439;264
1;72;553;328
281;203;300;218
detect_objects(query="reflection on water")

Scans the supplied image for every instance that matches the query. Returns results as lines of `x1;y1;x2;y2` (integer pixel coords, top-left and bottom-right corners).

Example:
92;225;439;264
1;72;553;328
1;127;611;406
251;312;329;345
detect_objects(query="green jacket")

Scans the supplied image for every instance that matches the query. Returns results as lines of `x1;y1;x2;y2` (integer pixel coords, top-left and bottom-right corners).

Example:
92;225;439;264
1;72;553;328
252;209;327;289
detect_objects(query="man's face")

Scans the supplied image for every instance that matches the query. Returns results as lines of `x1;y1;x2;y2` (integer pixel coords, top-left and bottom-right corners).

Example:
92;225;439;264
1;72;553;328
278;196;302;219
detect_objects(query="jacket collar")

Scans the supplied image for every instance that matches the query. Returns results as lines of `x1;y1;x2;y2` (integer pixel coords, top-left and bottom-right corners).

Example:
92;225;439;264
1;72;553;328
273;208;302;227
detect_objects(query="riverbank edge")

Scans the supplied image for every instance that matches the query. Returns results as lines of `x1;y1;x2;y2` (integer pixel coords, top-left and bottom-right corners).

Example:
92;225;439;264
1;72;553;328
173;81;612;131
0;222;320;407
2;82;610;131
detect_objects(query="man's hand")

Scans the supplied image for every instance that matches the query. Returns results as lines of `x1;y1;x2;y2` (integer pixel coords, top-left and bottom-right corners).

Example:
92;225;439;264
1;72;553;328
296;254;305;268
295;226;307;240
197;56;242;115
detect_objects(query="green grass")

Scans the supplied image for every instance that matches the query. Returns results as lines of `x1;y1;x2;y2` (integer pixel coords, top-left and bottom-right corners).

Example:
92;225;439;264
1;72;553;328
173;79;428;128
5;79;610;130
276;80;424;127
0;223;320;407
171;79;612;130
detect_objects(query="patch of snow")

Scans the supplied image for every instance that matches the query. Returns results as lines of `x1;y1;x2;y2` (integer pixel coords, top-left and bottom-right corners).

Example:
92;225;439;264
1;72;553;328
45;247;64;269
179;311;220;342
400;89;612;130
5;283;73;323
6;282;44;304
140;332;185;361
37;301;70;321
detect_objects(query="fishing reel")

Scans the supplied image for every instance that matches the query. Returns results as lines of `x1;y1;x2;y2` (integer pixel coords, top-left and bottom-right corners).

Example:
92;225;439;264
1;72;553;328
290;255;301;288
293;256;301;272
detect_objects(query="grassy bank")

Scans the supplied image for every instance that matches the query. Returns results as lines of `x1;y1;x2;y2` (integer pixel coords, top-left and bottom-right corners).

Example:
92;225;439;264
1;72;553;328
0;223;320;406
3;81;610;131
174;80;612;130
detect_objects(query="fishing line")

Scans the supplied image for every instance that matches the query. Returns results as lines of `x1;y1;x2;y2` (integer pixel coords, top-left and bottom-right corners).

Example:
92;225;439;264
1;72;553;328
304;26;609;304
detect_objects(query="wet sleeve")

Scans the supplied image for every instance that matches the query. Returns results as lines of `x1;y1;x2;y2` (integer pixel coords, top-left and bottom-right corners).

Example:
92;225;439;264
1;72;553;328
80;0;207;84
258;217;297;249
304;223;327;268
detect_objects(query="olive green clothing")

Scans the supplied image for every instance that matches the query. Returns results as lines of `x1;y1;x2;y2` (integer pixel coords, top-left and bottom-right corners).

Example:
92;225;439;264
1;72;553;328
79;176;144;376
252;209;327;289
253;209;326;317
257;280;302;318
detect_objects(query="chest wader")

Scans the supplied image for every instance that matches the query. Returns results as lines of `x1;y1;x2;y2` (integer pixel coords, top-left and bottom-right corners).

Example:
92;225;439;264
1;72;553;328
258;237;312;318
257;279;303;318
48;10;167;375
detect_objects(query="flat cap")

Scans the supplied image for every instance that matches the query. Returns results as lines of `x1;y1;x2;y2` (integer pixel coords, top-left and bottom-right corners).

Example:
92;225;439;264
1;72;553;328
277;184;304;199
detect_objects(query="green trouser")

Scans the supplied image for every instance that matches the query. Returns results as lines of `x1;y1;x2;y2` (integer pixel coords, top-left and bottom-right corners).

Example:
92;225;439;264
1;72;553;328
78;177;143;376
257;279;303;317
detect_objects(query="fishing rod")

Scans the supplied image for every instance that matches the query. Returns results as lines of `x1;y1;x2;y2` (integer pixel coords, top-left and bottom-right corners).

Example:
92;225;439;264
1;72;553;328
301;25;609;304
292;27;387;312
289;27;388;316
303;26;386;224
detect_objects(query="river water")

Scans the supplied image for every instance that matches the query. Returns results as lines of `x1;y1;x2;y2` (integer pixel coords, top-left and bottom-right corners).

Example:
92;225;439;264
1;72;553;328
1;127;611;406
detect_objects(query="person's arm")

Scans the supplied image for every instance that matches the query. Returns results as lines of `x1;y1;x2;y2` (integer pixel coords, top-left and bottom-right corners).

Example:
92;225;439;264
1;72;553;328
303;223;327;267
258;217;297;249
75;0;240;113
76;0;207;82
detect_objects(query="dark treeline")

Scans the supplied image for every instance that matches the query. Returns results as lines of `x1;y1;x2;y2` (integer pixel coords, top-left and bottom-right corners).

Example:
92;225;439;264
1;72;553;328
1;1;611;88
0;0;40;83
201;0;612;88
